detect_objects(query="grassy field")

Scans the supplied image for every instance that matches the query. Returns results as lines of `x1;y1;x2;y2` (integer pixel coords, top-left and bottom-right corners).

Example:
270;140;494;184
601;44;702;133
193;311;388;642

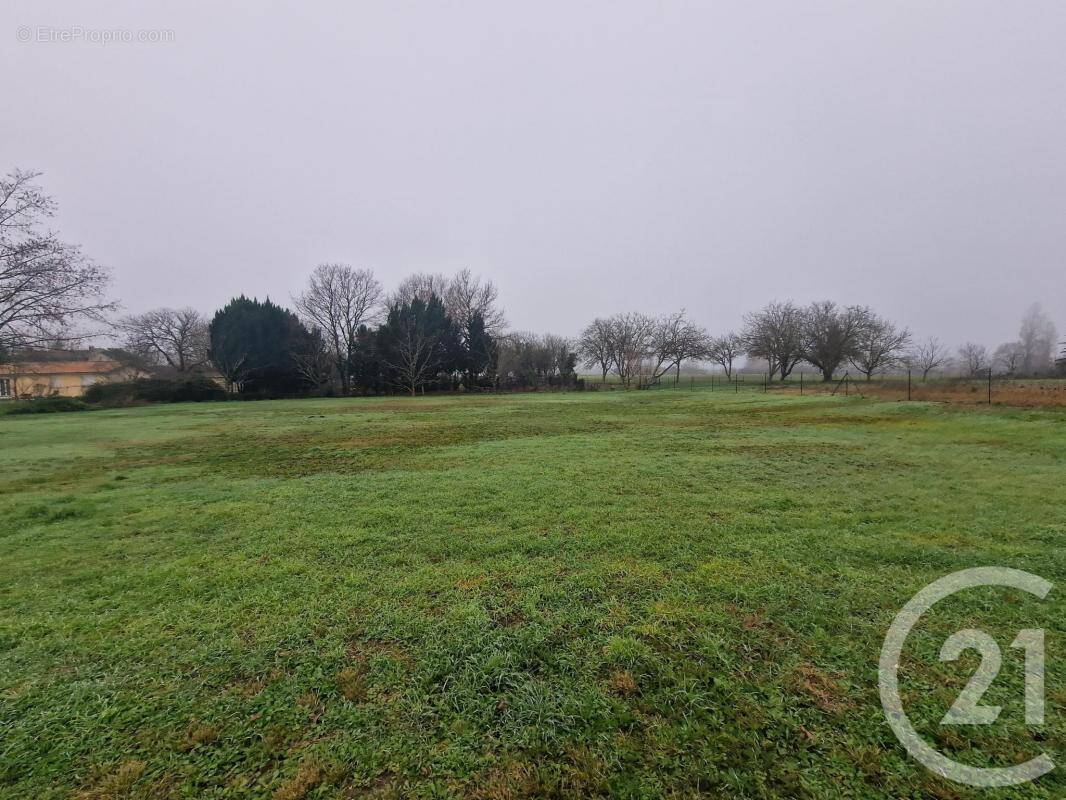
1;390;1063;799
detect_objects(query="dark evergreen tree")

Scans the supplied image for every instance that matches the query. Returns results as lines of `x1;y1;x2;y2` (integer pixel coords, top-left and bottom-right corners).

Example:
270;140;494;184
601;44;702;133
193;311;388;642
208;296;310;395
348;324;385;393
462;312;496;388
376;294;461;395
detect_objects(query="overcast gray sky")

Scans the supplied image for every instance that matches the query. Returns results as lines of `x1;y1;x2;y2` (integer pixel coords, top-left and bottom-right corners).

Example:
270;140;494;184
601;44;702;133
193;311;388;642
4;1;1064;346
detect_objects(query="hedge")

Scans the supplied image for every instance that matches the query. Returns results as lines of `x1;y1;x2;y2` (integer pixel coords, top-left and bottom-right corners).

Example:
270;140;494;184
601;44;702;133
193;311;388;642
84;376;227;406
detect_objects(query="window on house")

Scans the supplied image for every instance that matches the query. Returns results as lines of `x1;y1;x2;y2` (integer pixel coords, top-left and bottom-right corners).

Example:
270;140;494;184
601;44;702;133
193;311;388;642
0;378;11;398
81;374;99;387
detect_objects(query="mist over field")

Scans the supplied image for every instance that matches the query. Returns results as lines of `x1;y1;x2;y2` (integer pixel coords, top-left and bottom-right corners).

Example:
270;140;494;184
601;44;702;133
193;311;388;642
3;0;1065;346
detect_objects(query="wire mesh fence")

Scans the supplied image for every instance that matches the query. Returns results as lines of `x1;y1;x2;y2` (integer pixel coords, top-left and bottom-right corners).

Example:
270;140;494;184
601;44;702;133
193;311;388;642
581;370;1066;407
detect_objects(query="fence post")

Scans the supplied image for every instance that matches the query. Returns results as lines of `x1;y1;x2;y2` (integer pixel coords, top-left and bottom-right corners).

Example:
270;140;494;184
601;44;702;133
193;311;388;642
800;372;804;395
845;372;849;397
690;375;694;391
988;367;992;405
735;373;739;394
907;368;912;401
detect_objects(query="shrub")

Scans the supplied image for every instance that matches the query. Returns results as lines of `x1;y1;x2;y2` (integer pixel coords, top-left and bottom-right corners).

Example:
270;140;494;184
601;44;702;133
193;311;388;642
2;396;90;415
84;376;227;407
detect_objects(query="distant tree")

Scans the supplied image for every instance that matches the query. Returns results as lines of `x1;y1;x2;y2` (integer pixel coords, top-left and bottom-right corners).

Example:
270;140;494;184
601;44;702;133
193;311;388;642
208;296;309;394
391;270;507;337
496;332;533;387
577;318;614;383
0;169;115;350
291;325;334;392
992;341;1025;376
206;300;251;391
742;301;804;381
605;312;656;387
377;294;460;395
497;332;576;389
957;342;989;377
461;311;497;388
1057;340;1066;376
444;269;507;335
294;263;383;394
706;333;744;379
390;272;451;308
799;301;871;382
1018;303;1057;375
850;316;910;380
543;334;577;383
649;310;709;384
578;310;706;388
908;336;950;380
349;324;384;393
119;307;209;372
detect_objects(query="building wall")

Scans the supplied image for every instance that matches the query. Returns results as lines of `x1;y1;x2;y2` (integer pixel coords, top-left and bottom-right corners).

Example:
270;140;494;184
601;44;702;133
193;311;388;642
2;366;143;399
13;372;87;398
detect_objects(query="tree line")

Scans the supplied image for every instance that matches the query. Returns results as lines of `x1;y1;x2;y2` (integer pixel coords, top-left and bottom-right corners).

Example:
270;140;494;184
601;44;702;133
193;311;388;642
133;267;528;396
577;300;1061;386
2;168;1063;396
120;265;583;396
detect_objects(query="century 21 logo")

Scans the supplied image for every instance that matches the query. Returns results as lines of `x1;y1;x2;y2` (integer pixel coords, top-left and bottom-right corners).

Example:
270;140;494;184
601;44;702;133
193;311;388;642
879;567;1054;788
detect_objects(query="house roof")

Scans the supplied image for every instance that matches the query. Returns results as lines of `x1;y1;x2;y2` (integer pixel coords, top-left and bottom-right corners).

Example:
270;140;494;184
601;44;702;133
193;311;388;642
10;348;110;362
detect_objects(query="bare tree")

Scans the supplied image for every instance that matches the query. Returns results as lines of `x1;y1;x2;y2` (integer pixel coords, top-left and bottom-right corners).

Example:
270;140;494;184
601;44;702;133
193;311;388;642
849;316;910;380
1018;303;1057;375
992;341;1025;376
541;333;576;381
443;268;507;335
577;317;614;383
392;270;506;336
908;336;949;380
742;301;804;380
706;333;744;379
605;312;656;387
957;342;989;376
0;169;115;351
800;301;871;382
294;263;383;393
497;331;575;387
578;311;708;387
386;326;443;395
120;307;209;371
647;310;709;384
390;272;450;307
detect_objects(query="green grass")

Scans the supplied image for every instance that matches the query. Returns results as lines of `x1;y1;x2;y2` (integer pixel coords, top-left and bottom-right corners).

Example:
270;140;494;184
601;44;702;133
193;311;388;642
1;390;1063;799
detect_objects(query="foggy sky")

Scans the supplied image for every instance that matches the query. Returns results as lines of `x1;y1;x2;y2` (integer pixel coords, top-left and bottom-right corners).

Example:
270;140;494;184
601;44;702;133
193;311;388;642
4;0;1065;347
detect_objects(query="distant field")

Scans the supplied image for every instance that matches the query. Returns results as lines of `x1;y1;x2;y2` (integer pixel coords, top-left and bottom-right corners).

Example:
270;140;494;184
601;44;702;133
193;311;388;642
1;391;1063;799
584;373;1066;408
779;376;1066;408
